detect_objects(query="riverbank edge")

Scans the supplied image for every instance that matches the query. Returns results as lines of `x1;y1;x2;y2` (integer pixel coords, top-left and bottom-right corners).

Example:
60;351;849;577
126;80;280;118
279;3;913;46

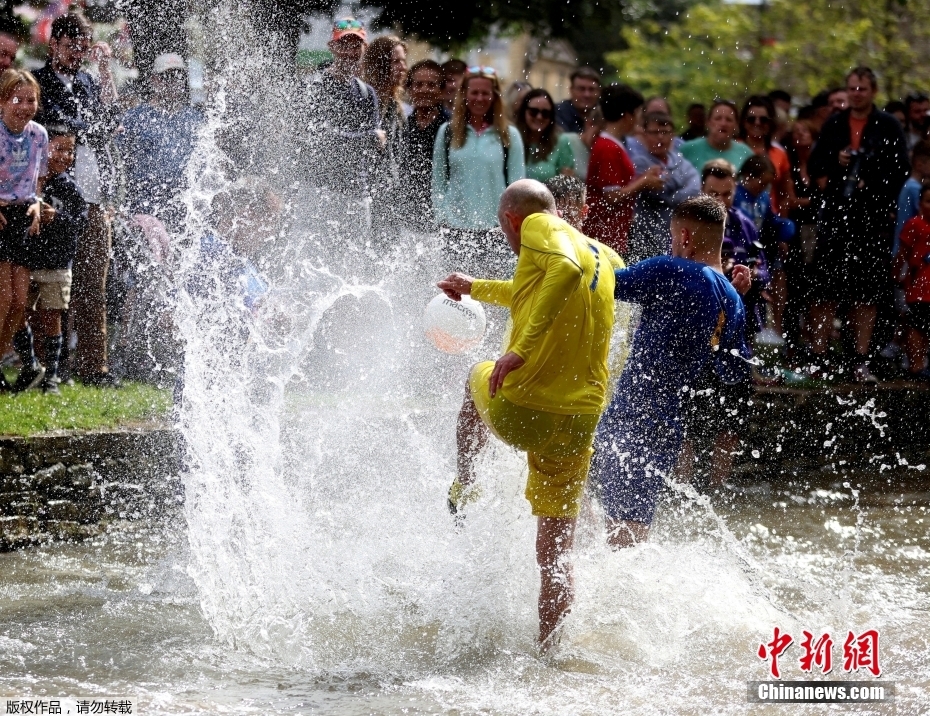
0;424;181;551
1;383;929;551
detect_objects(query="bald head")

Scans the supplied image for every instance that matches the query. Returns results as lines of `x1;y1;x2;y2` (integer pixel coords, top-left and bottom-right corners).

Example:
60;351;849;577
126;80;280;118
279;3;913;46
499;179;557;218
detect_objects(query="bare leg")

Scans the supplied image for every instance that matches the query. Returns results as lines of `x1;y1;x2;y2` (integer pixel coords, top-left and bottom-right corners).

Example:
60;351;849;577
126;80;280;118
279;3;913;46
808;302;837;356
536;516;576;649
848;303;877;358
457;389;489;486
605;518;650;549
0;262;13;356
710;431;739;486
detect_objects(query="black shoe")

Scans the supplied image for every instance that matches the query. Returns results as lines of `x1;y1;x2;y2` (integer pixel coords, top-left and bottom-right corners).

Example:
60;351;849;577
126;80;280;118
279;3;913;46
41;376;61;395
80;371;122;388
11;363;46;393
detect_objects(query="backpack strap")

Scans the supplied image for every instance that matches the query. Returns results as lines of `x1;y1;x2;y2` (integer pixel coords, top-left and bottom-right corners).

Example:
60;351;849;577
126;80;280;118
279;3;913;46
444;123;452;184
502;138;510;186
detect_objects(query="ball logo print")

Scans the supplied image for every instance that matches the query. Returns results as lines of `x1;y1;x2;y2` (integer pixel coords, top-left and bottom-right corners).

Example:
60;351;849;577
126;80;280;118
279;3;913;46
423;294;487;354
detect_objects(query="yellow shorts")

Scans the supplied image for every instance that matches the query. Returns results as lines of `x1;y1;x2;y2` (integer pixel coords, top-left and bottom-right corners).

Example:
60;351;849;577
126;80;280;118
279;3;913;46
469;361;599;519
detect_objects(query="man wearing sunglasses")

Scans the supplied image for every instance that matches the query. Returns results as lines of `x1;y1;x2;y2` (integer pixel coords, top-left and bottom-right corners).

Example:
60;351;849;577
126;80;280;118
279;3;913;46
299;17;385;238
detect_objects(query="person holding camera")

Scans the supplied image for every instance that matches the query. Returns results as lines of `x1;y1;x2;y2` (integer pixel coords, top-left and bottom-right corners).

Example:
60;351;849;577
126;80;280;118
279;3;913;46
807;66;909;383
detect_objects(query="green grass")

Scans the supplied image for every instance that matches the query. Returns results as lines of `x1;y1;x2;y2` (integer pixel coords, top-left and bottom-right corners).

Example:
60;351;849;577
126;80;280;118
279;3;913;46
0;370;172;437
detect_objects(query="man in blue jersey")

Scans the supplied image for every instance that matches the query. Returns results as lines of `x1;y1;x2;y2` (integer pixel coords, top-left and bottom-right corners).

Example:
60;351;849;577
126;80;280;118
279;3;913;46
592;195;751;548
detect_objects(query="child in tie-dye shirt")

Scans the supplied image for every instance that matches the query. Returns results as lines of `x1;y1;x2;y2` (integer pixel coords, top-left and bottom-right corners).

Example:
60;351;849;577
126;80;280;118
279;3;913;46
0;69;49;392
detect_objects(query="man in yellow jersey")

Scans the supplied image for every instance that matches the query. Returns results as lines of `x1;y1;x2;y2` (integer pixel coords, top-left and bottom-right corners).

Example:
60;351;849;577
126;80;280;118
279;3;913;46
437;178;625;650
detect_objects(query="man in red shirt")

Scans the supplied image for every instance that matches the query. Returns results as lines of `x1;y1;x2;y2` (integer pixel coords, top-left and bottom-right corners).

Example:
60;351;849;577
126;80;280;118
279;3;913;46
584;84;663;255
896;183;930;379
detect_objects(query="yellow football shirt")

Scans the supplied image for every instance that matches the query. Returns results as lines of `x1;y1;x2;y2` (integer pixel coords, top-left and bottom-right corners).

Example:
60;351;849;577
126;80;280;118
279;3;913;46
471;213;626;415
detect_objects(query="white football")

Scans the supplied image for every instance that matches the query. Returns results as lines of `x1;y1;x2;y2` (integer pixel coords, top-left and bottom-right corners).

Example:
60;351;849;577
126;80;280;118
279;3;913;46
423;294;487;354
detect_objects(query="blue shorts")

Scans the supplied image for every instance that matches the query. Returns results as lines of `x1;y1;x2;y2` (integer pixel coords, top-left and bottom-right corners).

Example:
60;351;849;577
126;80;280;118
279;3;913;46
591;413;682;525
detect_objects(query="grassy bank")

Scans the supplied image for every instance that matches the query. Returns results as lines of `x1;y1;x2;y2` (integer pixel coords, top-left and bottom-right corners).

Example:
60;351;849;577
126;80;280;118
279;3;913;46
0;371;172;437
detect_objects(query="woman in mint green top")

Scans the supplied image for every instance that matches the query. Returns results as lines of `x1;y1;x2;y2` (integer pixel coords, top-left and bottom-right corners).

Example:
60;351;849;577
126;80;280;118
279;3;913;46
515;88;575;183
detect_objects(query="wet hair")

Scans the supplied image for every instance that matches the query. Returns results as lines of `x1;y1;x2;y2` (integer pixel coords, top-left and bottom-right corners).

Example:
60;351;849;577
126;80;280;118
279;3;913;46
643;111;674;131
515;88;559;162
500;179;557;217
768;89;791;105
738;94;776;145
846;66;878;90
599;83;643;122
912;139;930;163
0;68;40;103
546;174;586;207
673;194;727;228
701;158;736;183
50;13;92;41
570;67;601;86
739;154;775;179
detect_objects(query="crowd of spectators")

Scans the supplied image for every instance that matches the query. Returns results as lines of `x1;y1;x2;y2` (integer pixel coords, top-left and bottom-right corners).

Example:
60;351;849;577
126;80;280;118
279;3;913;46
0;12;928;401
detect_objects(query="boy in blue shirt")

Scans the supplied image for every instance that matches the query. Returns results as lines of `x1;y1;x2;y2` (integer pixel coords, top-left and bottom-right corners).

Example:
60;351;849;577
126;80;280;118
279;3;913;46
591;195;751;548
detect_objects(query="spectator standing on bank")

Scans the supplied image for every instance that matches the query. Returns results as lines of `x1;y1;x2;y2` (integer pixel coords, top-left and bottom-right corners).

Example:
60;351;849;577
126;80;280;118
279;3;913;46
886;101;907;127
515;88;574;183
783;119;822;357
120;53;202;230
626;111;701;262
680;99;753;175
440;59;466;114
555;67;601;134
0;32;17;72
680;103;707;141
34;13;120;386
904;93;929;151
431;66;524;277
895;140;930;254
362;35;408;232
584;84;663;256
807;66;910;382
398;60;448;229
0;69;48;393
638;96;683;151
29;123;87;394
738;95;794;214
300;18;383;238
701;159;771;335
895;183;930;379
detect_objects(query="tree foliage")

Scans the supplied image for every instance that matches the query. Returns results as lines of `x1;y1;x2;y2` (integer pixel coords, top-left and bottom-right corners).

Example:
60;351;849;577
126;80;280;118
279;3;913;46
608;0;930;118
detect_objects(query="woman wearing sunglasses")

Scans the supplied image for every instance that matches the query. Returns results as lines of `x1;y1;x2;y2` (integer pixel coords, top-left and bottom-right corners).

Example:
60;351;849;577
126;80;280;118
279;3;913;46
737;95;794;215
432;66;525;277
515;88;575;183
